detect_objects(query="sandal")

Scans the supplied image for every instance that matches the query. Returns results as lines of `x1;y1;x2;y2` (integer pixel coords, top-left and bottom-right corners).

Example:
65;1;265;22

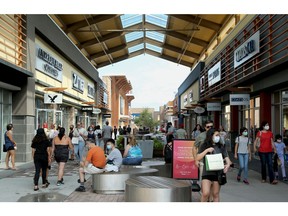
34;186;39;191
271;180;278;185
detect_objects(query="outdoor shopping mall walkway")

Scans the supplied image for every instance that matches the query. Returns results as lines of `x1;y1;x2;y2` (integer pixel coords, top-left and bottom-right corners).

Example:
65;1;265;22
0;156;287;202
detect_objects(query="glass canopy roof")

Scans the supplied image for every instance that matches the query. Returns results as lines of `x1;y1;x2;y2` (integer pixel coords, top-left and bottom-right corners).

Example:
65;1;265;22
121;14;168;54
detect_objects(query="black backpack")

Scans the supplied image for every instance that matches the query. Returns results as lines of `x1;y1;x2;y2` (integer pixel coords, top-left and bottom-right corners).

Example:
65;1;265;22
164;143;172;163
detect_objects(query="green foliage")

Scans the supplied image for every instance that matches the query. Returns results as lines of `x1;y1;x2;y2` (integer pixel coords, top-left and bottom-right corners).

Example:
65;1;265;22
153;138;164;150
134;108;159;132
116;135;124;150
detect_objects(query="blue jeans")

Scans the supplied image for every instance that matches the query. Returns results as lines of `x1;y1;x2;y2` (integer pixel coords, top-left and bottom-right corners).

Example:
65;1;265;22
122;157;142;165
74;141;85;162
258;152;275;183
237;153;249;180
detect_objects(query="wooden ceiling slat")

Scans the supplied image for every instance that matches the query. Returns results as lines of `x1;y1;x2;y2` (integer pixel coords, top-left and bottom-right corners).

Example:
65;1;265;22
170;15;222;32
65;15;119;33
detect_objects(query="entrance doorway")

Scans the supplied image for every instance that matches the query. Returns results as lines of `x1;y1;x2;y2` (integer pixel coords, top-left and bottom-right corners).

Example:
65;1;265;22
36;109;62;130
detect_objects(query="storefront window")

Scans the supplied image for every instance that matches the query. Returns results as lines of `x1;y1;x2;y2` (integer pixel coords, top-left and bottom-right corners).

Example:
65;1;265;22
221;105;230;132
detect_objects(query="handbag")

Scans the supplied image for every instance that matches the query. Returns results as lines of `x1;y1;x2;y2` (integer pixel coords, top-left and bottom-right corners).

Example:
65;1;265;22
3;144;7;152
71;137;79;144
218;170;227;185
254;131;262;150
205;153;224;171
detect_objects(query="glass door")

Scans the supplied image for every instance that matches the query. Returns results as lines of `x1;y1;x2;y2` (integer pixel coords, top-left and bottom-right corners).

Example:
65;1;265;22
36;109;62;130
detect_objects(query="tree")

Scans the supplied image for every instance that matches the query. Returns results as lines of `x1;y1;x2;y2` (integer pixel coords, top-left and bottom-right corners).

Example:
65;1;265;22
134;108;159;132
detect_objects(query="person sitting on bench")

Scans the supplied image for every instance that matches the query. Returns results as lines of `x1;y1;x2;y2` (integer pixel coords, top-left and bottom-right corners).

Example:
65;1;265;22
75;139;106;192
105;138;123;172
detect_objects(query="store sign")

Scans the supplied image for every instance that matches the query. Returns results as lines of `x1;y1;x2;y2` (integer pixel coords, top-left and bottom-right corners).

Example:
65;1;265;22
44;93;62;104
183;94;188;106
234;31;260;68
81;106;93;111
73;73;84;93
103;114;111;118
88;83;95;98
103;92;108;104
208;61;221;87
172;139;199;180
200;75;205;93
207;102;221;111
189;90;193;102
92;108;101;114
194;106;205;114
230;94;250;106
35;45;63;81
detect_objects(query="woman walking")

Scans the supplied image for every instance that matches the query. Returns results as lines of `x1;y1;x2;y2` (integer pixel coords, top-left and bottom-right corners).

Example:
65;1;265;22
52;127;73;186
4;123;17;170
234;127;252;184
197;128;232;202
31;128;51;191
253;121;277;184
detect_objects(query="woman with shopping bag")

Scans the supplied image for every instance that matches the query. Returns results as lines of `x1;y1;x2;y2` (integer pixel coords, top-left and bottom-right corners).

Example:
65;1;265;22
196;128;232;202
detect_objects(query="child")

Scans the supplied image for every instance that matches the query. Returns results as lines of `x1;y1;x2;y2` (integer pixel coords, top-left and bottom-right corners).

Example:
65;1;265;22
273;134;287;181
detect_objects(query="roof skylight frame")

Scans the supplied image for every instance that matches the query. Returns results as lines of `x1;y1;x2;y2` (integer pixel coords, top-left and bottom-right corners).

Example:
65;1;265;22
125;31;144;43
146;43;163;54
128;43;144;54
145;14;168;28
120;14;142;28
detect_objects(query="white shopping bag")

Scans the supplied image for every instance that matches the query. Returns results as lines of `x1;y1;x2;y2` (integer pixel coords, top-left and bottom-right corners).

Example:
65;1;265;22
205;153;224;171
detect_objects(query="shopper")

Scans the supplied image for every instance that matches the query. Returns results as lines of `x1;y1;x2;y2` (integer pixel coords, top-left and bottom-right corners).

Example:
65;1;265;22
102;121;113;153
4;123;17;170
105;138;122;172
191;124;204;139
52;127;73;186
94;125;104;149
219;125;228;145
73;122;87;164
75;139;106;192
253;121;277;184
122;135;143;165
196;128;232;202
273;134;287;181
175;124;188;139
31;128;51;191
234;127;252;185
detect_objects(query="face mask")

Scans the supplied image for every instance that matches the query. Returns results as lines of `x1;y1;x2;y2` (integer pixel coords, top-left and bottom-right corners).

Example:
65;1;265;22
213;136;220;143
89;128;93;131
242;131;248;136
277;139;282;143
264;125;269;130
107;145;112;150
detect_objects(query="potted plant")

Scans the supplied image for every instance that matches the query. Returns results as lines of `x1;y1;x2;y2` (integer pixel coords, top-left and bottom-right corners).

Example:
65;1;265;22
153;138;164;158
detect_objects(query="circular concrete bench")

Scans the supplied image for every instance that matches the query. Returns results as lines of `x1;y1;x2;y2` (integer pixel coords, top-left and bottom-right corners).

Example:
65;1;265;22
125;176;192;202
92;167;158;194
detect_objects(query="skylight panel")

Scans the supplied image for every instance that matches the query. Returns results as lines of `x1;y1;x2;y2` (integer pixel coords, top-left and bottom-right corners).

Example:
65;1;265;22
146;31;165;43
145;14;168;28
125;31;144;43
128;43;144;54
120;14;142;28
146;43;163;53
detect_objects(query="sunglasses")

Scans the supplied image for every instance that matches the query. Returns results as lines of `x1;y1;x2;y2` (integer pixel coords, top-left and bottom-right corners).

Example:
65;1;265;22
206;125;213;128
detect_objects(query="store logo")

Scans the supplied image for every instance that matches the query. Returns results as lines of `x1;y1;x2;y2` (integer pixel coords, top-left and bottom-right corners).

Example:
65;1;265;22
235;40;255;62
48;94;58;103
230;94;250;106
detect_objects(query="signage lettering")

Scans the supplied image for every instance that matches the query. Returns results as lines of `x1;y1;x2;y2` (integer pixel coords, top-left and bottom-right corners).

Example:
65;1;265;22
230;94;250;106
38;48;63;71
235;40;255;62
73;73;84;92
44;63;58;77
88;83;95;98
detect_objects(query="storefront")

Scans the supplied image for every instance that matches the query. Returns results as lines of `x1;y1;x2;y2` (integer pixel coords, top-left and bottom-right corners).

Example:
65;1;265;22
199;15;287;151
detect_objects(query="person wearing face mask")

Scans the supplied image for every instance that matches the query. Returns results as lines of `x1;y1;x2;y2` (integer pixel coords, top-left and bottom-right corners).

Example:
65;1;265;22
196;128;232;202
105;138;123;172
253;121;277;184
234;127;252;184
273;134;287;181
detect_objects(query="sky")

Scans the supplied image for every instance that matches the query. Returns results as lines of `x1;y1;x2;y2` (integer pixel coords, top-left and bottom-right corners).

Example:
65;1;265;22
98;54;190;111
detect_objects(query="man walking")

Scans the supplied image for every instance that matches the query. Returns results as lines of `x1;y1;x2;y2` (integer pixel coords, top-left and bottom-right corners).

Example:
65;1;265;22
102;121;113;153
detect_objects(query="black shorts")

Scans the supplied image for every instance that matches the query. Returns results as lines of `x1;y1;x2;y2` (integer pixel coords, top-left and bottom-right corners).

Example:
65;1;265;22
202;175;218;182
7;146;15;151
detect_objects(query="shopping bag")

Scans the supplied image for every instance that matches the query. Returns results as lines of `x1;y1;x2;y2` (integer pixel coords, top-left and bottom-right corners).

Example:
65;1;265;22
205;153;224;171
71;137;79;144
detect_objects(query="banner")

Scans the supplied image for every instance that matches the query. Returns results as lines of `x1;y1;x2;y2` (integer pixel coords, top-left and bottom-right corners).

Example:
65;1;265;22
172;139;199;180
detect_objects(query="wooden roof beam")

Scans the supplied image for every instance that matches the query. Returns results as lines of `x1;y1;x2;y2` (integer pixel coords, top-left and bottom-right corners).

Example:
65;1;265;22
170;15;222;32
79;31;124;49
65;15;119;33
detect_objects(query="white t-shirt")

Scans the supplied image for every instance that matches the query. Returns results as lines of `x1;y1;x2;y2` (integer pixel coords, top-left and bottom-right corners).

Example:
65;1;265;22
235;136;251;154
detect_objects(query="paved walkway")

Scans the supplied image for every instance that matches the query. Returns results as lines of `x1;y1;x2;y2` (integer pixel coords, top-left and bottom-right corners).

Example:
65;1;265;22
0;157;287;202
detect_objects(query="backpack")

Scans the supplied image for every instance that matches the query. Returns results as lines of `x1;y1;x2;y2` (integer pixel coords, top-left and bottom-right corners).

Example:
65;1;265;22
164;143;172;163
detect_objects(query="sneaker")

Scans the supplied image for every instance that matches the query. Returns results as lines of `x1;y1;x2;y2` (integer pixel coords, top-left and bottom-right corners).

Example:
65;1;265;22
77;178;87;183
56;181;61;186
237;175;241;182
75;186;86;192
243;179;249;185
